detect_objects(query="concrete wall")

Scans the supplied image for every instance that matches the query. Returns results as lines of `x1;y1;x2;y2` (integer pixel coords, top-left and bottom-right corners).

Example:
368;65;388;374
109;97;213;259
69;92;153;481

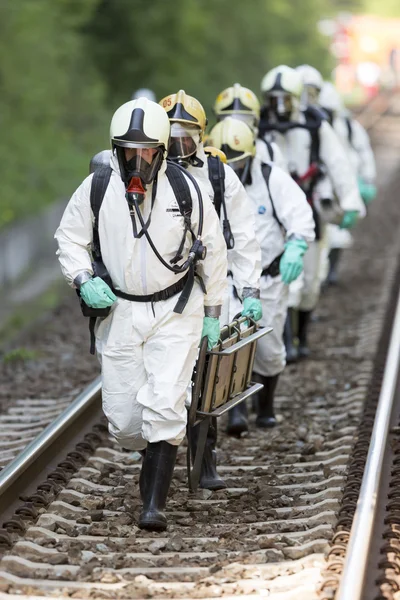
0;199;67;287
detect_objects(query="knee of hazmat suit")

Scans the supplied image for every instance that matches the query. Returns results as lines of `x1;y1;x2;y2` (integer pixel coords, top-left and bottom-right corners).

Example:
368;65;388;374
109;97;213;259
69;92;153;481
55;97;228;449
160;90;262;323
259;67;365;222
207;116;315;373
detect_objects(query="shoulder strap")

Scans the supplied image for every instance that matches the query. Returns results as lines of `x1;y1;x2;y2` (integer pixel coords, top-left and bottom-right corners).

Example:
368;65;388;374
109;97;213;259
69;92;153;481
302;107;322;165
165;162;193;219
261;162;285;230
90;166;112;259
345;117;353;144
263;139;274;161
207;154;225;217
309;127;320;165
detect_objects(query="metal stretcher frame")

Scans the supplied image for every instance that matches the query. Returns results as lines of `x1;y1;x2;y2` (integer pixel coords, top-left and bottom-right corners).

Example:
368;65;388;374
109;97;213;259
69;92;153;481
187;316;272;492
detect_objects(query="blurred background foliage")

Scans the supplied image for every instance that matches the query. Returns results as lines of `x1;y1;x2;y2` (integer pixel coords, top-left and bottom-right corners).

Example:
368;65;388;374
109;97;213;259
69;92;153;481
0;0;395;228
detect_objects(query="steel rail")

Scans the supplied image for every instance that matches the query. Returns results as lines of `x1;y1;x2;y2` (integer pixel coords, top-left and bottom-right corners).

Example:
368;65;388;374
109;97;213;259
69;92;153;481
336;286;400;600
0;376;102;524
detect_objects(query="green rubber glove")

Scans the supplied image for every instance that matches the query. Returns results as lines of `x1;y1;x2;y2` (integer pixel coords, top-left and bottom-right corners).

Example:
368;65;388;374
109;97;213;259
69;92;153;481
279;239;308;284
242;297;263;322
201;316;220;350
358;178;377;205
340;210;358;230
80;277;117;309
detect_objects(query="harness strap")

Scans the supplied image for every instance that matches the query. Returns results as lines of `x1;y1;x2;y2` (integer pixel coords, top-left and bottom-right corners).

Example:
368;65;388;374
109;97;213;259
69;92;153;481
261;163;285;230
112;272;189;304
89;317;97;356
90;166;112;258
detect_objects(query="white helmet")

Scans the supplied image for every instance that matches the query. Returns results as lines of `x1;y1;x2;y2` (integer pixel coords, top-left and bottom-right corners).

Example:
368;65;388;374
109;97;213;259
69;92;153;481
319;82;343;121
260;65;303;122
296;65;323;90
110;98;170;184
131;88;156;102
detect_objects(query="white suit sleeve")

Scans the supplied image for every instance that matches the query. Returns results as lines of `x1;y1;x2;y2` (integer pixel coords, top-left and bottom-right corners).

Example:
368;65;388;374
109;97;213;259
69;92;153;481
190;180;228;313
319;120;366;217
224;165;261;296
54;175;94;286
269;165;316;242
351;120;376;183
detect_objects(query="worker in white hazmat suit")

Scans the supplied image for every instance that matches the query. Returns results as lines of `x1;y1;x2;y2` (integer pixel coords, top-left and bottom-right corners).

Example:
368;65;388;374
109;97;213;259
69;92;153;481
207;118;315;429
319;81;377;284
213;83;288;170
160;90;262;487
259;66;365;359
55;98;227;531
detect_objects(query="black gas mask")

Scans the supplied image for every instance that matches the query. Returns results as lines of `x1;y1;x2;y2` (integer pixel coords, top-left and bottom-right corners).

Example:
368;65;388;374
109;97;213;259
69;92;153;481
228;156;252;185
115;145;163;183
115;145;164;205
265;92;294;123
222;143;252;185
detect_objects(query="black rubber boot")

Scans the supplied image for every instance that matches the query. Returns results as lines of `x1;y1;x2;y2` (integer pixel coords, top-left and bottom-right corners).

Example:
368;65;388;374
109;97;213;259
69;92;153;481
138;441;177;531
283;308;298;364
298;310;312;359
327;248;342;285
254;373;279;428
190;419;226;491
227;402;248;436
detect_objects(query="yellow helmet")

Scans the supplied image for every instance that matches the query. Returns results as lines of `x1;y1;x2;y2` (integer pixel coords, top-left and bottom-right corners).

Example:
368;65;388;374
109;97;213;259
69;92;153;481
214;84;260;126
207;117;255;164
159;90;207;140
203;146;227;164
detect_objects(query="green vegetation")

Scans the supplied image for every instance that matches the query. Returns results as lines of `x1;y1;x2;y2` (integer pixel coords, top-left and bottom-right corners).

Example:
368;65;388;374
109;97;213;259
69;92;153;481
2;347;39;363
0;0;108;228
0;0;345;229
86;0;332;116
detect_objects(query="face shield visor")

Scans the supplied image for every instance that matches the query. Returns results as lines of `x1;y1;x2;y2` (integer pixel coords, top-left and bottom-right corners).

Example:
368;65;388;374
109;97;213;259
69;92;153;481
168;123;201;165
264;92;294;122
304;84;320;106
223;146;252;184
115;144;164;186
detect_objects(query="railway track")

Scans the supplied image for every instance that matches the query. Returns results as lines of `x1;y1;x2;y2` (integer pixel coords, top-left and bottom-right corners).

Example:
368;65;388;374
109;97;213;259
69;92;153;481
0;96;399;599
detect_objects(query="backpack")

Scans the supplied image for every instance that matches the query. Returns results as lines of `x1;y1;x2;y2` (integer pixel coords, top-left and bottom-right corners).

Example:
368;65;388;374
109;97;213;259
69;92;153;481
82;161;196;354
206;154;235;249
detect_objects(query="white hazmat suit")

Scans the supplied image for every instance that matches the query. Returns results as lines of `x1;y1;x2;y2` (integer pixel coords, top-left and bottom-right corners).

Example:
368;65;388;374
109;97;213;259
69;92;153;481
263;116;365;311
55;154;227;450
229;158;315;375
189;146;261;325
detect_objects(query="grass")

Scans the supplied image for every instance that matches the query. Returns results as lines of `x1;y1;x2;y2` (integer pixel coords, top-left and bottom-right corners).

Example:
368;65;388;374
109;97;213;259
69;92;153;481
2;347;40;363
